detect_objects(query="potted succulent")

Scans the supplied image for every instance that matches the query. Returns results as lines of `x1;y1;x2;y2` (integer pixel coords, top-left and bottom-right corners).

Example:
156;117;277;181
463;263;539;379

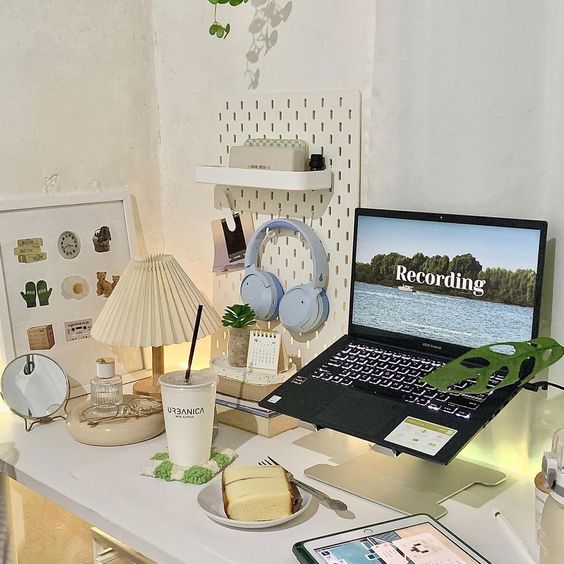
222;303;256;367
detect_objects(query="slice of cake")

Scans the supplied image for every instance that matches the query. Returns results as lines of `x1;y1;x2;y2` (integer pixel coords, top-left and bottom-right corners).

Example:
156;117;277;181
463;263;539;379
222;465;302;521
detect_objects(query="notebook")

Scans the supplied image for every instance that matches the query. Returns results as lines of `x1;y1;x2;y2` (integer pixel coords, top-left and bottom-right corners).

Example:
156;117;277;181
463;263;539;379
259;208;547;464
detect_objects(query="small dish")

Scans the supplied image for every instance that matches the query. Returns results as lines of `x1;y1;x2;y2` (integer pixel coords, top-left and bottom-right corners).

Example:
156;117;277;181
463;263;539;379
197;477;312;529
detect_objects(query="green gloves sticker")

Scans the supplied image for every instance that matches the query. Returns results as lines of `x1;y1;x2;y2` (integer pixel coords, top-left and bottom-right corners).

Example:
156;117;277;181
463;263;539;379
37;280;52;306
20;280;52;308
20;282;37;308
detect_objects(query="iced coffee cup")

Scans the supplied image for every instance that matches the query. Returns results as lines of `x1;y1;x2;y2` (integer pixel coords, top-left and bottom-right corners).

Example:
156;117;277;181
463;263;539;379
159;370;217;467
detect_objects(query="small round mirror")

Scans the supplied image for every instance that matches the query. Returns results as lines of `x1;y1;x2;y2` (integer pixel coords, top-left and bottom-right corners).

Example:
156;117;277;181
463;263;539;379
1;354;69;420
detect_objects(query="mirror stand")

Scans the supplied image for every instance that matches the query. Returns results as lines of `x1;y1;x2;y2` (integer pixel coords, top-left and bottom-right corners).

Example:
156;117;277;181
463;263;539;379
23;398;70;432
24;413;66;432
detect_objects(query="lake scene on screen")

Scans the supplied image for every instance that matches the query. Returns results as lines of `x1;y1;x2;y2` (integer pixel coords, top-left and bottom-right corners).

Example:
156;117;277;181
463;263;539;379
352;216;541;348
353;282;533;348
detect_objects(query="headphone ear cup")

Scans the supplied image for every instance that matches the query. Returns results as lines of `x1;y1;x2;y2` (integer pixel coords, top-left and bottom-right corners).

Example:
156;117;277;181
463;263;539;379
308;289;330;333
298;288;329;333
279;284;328;333
240;270;283;320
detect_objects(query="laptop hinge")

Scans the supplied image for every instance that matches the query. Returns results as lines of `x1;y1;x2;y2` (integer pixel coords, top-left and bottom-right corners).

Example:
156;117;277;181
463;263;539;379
371;443;401;458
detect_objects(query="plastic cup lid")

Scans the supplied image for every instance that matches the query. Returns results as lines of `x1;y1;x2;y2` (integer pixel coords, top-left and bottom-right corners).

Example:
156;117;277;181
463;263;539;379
159;370;217;389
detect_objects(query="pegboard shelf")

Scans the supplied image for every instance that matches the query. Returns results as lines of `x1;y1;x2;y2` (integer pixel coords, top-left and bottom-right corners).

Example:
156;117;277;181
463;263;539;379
195;165;332;191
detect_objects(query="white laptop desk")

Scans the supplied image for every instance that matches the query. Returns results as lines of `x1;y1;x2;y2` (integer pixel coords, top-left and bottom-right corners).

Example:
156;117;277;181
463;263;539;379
0;388;554;564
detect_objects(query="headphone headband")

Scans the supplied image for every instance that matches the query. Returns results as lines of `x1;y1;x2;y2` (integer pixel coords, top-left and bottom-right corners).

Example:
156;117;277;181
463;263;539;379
244;219;329;289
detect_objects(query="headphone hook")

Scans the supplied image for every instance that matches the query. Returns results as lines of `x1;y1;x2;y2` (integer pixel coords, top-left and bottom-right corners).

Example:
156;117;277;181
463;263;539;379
267;226;279;246
224;188;235;212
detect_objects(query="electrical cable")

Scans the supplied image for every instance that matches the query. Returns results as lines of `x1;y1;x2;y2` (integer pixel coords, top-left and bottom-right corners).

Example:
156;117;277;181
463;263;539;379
523;380;564;392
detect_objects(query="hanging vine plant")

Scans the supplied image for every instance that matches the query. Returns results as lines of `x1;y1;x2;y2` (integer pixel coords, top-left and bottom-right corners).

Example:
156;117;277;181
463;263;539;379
208;0;249;39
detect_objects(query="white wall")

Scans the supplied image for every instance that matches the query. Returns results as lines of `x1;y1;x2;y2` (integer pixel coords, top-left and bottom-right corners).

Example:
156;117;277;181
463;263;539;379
152;0;376;370
0;0;163;252
363;0;564;474
152;0;376;293
153;0;564;471
367;0;564;342
365;2;564;470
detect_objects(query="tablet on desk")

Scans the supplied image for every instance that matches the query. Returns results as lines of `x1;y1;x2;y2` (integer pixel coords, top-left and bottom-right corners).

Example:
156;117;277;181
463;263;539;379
293;514;490;564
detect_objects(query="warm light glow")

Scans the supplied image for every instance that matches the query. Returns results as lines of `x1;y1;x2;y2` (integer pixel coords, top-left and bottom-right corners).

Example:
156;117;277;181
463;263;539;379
166;335;213;373
0;361;6;412
461;443;534;477
457;389;557;479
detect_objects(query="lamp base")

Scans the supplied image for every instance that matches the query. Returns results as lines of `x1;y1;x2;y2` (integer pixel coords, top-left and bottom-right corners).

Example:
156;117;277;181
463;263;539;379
134;345;165;399
133;377;162;399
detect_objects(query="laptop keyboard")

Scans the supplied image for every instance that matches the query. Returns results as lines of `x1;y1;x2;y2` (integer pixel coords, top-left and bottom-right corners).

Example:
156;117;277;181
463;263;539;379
310;342;503;420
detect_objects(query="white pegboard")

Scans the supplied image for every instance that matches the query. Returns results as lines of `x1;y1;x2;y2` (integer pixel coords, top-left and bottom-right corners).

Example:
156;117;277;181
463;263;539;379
210;90;361;368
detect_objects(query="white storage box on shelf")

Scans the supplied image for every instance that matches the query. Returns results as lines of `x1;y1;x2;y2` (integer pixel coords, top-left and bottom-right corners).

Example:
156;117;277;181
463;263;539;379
194;165;332;191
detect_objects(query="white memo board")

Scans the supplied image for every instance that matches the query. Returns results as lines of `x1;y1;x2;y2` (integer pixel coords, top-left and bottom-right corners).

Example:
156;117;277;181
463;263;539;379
0;191;144;397
211;90;361;367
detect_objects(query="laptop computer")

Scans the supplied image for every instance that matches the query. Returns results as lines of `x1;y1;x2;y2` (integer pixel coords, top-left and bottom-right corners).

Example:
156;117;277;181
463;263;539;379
259;208;547;464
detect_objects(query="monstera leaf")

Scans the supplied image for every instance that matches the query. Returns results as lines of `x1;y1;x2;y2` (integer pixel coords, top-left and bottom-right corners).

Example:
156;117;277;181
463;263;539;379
422;337;564;394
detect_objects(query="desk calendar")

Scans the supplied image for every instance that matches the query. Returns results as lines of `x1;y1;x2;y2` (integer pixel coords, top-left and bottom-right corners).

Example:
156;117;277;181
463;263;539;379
246;330;288;372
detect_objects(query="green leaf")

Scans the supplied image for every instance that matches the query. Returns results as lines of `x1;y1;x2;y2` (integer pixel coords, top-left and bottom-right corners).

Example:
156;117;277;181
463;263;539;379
422;337;564;394
229;0;245;5
221;303;256;327
216;27;225;38
224;23;231;37
209;23;219;35
208;0;219;4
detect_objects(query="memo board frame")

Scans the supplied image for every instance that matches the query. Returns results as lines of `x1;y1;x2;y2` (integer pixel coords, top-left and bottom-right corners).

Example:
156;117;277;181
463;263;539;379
0;191;145;398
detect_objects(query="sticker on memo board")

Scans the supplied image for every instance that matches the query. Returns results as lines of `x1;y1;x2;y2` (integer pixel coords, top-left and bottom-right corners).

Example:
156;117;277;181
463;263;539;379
385;417;457;456
14;237;47;263
64;319;92;342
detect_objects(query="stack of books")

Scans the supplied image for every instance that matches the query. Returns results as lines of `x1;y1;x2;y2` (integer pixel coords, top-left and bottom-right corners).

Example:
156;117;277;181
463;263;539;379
215;392;297;437
211;361;298;437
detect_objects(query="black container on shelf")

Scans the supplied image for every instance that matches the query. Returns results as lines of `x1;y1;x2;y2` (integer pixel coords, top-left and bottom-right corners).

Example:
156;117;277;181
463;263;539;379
309;154;326;171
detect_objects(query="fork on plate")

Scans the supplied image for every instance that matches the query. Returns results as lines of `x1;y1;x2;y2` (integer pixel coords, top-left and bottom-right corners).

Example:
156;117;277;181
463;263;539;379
258;456;348;512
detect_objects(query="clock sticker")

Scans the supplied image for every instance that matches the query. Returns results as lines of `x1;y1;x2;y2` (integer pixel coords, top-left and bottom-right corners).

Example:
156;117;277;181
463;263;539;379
57;230;81;259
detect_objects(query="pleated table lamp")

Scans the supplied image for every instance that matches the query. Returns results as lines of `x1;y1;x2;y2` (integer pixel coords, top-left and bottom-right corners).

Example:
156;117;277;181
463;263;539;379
91;254;221;398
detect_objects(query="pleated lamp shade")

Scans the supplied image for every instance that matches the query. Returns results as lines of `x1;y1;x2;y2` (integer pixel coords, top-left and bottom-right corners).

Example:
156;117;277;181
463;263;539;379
92;254;221;347
92;255;221;398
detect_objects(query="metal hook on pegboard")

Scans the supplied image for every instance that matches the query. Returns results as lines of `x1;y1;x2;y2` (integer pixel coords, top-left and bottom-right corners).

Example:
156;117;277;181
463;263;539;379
266;226;279;246
223;187;235;212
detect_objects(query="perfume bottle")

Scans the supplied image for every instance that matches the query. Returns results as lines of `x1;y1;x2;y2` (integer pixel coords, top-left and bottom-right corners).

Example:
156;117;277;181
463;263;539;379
90;357;122;414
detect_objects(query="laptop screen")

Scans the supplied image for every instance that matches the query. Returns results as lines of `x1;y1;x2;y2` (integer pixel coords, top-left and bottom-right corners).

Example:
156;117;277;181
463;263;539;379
350;210;547;351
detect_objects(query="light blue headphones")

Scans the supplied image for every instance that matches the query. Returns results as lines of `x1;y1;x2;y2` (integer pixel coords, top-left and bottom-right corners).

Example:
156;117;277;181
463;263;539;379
241;219;330;333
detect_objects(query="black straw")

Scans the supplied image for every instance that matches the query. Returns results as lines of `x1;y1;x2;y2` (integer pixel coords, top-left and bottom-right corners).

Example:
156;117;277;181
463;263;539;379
185;304;204;382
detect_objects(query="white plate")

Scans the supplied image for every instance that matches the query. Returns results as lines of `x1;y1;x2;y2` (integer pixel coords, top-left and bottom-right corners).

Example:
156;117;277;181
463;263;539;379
197;477;312;529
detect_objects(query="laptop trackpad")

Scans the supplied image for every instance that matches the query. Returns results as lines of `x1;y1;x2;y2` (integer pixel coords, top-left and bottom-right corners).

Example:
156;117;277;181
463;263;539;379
315;389;399;442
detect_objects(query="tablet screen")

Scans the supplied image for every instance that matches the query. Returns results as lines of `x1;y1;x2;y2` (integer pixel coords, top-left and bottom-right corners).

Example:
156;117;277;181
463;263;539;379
312;522;479;563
